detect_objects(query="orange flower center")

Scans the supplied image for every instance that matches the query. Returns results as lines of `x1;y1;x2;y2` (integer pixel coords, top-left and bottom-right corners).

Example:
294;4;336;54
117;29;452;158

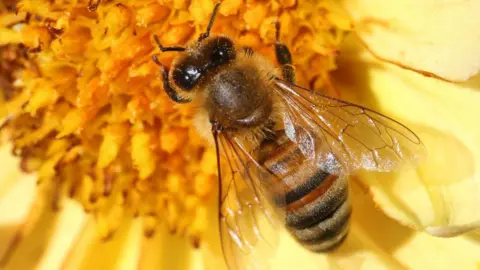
0;0;350;246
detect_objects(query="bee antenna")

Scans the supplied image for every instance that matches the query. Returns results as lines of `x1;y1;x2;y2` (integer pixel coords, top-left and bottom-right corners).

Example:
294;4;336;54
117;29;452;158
153;35;162;48
274;20;281;42
153;34;185;52
198;2;222;41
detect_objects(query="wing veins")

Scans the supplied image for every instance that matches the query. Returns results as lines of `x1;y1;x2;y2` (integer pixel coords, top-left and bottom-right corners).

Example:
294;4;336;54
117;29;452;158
281;93;339;140
274;79;425;174
337;105;383;137
225;135;259;205
281;92;355;166
219;135;237;209
248;203;275;249
226;135;269;214
277;79;422;146
229;138;277;251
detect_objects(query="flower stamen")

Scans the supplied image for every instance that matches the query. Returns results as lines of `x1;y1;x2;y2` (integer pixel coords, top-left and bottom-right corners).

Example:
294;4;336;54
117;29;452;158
0;0;350;247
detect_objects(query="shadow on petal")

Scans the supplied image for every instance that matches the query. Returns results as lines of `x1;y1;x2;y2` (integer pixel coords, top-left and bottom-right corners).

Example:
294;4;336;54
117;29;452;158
329;181;413;269
0;184;62;270
0;224;20;262
415;125;475;186
458;73;480;91
361;124;476;228
0;174;36;260
466;229;480;244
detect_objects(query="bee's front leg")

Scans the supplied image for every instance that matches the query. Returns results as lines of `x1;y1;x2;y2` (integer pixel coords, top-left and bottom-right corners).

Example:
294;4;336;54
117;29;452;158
152;55;191;104
274;21;296;84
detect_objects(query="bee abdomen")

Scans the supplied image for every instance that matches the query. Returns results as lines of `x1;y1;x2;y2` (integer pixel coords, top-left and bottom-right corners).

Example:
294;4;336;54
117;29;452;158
285;174;348;229
259;132;351;252
289;177;351;252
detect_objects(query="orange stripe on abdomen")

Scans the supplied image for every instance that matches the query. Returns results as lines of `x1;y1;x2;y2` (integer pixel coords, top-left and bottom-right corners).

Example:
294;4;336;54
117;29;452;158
261;133;332;206
258;131;351;252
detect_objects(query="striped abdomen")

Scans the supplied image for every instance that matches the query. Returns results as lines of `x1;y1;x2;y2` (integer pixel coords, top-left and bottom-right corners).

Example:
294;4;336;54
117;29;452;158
258;131;351;252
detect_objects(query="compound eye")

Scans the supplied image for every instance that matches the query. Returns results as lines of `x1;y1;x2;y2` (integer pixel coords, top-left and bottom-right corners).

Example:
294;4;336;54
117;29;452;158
172;64;202;90
210;37;235;66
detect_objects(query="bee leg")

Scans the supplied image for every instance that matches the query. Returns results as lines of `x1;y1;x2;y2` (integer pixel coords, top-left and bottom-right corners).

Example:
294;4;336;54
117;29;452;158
198;2;222;41
152;54;191;103
274;21;296;84
153;35;185;52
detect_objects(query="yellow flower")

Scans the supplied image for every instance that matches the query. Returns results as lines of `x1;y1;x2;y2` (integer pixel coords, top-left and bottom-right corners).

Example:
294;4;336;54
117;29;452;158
339;0;480;235
0;0;479;270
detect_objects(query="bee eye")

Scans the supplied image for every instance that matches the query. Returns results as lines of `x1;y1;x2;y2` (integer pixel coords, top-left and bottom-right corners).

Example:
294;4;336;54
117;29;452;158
173;64;202;90
210;37;235;66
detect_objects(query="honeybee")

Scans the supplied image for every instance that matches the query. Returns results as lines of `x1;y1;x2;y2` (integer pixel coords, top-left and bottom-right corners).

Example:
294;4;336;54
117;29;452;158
152;3;425;269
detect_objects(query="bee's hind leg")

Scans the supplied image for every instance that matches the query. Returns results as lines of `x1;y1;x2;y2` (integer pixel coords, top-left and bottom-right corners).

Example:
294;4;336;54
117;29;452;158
274;21;296;84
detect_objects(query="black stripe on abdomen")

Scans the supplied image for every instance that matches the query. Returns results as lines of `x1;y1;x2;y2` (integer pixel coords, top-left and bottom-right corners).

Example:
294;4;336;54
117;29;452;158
279;171;328;206
258;131;351;252
285;175;350;252
285;174;348;229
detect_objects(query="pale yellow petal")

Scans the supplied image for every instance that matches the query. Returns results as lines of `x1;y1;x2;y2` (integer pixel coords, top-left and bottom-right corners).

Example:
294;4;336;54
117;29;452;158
0;175;36;260
37;201;87;270
62;217;142;270
60;220;97;270
198;190;229;270
0;181;60;269
0;144;28;199
333;181;480;270
139;226;198;270
333;35;480;233
341;0;480;81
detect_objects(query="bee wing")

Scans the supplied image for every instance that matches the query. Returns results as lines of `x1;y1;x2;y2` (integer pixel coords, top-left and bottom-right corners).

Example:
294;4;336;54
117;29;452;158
273;79;426;175
213;130;286;270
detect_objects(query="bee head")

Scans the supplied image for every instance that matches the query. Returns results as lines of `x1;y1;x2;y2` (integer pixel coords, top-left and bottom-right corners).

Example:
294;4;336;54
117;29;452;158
170;36;237;91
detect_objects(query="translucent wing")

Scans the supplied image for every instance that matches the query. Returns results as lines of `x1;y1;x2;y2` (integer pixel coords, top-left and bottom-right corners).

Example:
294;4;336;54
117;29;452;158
273;79;426;175
213;129;286;270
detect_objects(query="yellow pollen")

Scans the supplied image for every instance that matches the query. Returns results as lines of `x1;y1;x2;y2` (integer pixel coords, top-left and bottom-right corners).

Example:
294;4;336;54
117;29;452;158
0;0;351;246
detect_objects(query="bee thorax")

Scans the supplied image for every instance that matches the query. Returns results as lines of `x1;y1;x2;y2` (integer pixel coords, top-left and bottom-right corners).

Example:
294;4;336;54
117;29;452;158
205;68;272;129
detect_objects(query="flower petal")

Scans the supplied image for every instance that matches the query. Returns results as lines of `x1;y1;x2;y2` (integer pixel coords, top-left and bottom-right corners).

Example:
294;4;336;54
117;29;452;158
332;182;480;270
0;144;27;199
37;201;87;270
197;194;229;270
341;0;480;81
0;180;62;269
332;35;480;233
138;226;197;270
62;217;142;270
0;175;36;261
239;182;480;269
